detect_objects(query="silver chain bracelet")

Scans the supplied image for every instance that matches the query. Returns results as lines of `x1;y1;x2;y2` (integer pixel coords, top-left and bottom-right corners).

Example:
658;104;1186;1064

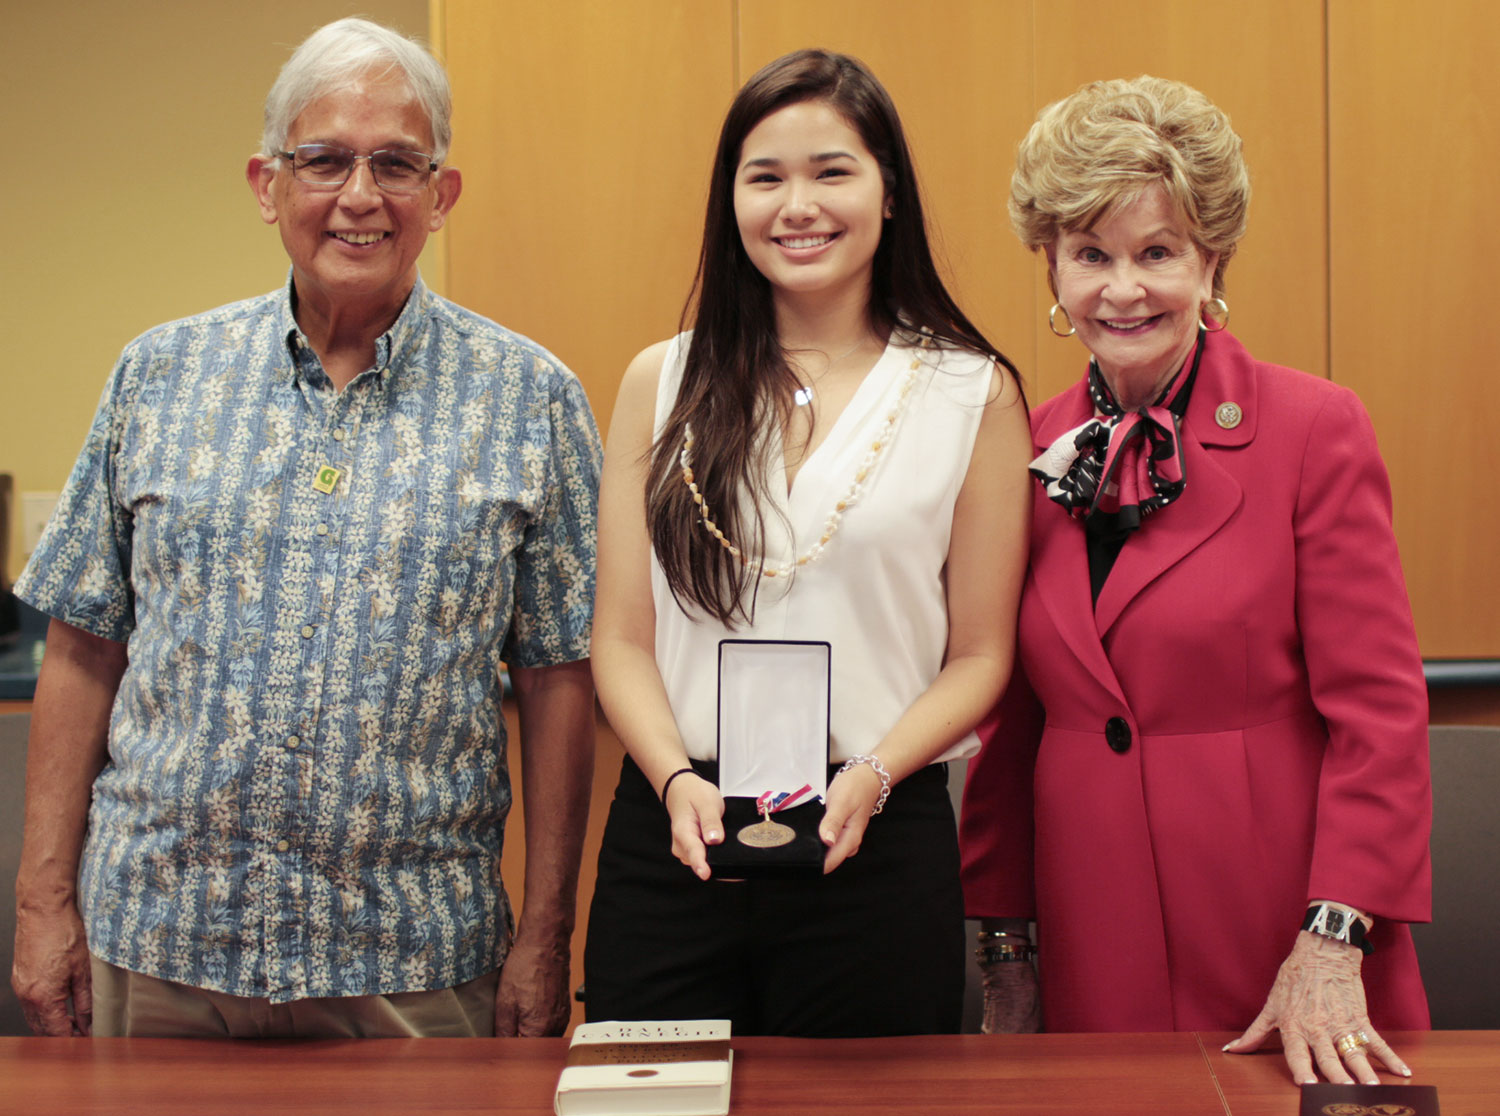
837;753;891;815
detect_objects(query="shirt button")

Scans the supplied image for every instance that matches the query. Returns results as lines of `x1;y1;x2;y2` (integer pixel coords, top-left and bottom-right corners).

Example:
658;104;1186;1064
332;428;346;442
286;735;300;750
316;523;329;536
275;840;291;852
301;625;315;639
1105;717;1132;753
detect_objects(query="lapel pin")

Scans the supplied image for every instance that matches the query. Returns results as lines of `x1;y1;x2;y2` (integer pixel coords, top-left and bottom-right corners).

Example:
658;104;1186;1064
1215;402;1243;430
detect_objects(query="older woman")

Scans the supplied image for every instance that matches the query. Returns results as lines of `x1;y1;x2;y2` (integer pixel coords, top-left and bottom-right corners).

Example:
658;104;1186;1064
959;76;1430;1086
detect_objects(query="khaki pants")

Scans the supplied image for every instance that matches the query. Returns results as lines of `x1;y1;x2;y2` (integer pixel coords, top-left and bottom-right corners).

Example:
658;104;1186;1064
90;955;499;1038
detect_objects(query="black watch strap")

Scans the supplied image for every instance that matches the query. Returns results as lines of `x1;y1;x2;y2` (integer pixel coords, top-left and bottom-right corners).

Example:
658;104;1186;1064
1302;902;1374;955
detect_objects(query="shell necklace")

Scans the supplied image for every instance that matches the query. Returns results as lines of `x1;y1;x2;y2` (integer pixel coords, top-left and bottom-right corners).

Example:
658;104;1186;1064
679;339;928;579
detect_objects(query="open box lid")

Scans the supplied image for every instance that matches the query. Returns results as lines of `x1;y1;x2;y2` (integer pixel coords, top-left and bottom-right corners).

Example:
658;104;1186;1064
716;639;831;800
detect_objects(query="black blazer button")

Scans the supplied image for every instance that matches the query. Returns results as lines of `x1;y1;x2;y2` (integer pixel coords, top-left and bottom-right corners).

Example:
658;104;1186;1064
1105;717;1132;753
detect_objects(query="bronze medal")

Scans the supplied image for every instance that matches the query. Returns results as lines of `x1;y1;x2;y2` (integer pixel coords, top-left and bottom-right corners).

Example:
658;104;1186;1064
736;818;794;848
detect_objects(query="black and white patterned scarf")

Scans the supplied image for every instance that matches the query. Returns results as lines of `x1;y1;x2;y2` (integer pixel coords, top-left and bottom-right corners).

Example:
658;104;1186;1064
1029;330;1206;540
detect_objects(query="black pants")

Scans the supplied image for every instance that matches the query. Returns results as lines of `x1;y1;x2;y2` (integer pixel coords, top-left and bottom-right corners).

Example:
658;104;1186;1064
583;756;965;1037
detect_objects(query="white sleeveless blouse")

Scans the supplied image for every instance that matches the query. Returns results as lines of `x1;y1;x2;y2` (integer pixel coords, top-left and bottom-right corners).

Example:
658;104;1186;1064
651;332;995;764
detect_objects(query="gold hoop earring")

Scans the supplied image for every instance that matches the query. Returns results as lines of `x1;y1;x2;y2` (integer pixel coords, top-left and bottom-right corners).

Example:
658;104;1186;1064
1200;297;1229;332
1048;303;1076;337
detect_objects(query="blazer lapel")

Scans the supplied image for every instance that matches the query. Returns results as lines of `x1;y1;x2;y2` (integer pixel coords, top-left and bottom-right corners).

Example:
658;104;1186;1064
1027;383;1131;706
1093;331;1259;636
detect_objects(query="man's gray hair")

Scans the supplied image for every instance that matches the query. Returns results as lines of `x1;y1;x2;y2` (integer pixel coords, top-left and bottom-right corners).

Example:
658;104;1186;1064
261;17;453;161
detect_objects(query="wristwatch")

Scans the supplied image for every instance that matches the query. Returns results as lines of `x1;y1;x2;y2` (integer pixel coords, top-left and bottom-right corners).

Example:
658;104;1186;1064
1302;901;1374;955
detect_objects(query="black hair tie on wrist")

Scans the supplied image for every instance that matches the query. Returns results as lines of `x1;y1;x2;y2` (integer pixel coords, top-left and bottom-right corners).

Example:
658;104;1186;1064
660;766;698;805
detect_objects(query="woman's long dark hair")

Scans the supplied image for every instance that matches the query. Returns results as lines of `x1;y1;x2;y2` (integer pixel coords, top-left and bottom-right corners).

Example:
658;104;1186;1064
647;49;1020;625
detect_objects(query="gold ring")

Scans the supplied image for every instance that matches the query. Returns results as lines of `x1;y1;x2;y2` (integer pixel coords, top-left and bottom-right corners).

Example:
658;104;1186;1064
1354;1030;1370;1047
1336;1033;1363;1058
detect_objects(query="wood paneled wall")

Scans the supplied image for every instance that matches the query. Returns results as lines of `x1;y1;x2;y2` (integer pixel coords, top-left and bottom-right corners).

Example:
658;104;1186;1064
1025;2;1328;402
735;0;1038;393
439;0;1495;660
440;0;735;415
1328;2;1500;658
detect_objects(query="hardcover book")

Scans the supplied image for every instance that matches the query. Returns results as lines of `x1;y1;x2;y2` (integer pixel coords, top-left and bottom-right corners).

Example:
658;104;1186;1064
1299;1082;1440;1115
554;1019;732;1116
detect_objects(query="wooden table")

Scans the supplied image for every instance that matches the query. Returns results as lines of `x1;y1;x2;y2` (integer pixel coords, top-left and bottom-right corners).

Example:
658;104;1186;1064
1206;1030;1497;1116
2;1031;1493;1115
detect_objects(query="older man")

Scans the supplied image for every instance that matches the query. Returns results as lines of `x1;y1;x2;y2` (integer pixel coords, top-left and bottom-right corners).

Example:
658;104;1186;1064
12;19;600;1038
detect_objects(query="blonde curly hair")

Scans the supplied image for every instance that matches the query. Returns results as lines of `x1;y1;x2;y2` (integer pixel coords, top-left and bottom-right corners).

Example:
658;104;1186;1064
1010;75;1249;298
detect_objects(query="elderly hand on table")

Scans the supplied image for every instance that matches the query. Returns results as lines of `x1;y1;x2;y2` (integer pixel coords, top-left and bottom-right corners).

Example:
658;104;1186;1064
13;899;92;1036
494;932;573;1037
1224;929;1412;1085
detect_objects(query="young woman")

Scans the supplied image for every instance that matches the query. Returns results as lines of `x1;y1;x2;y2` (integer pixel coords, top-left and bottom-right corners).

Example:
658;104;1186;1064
584;49;1031;1037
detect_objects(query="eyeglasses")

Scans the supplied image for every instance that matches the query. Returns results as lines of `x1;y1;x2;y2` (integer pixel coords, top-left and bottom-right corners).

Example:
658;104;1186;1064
277;144;438;191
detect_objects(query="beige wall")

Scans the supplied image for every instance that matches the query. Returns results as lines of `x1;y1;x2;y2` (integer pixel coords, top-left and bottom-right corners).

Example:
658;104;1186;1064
0;0;429;581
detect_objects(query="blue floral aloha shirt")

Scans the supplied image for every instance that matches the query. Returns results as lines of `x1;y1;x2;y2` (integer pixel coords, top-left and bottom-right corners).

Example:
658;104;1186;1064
17;276;601;1002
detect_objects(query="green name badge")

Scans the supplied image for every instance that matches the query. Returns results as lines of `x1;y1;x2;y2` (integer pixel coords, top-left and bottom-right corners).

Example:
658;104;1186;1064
312;465;342;494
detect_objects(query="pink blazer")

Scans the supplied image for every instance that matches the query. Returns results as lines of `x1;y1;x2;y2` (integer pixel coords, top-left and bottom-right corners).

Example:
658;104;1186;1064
960;331;1432;1031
